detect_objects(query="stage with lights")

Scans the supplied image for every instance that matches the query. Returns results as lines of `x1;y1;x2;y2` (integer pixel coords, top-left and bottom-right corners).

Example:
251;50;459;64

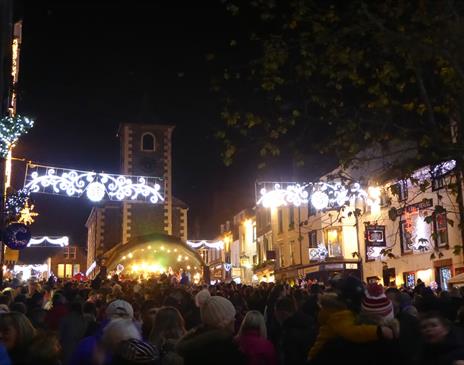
104;233;206;281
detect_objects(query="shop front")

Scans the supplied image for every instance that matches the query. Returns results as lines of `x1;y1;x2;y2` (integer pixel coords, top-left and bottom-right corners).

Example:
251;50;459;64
254;261;275;284
275;260;361;284
209;264;224;283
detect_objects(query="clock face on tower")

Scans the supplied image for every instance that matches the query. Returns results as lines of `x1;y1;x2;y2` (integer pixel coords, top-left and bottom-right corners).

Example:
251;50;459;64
139;157;157;174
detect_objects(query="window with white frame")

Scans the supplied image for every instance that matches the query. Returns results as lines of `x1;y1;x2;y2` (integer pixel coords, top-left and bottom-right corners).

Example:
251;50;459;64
396;180;408;202
64;247;77;259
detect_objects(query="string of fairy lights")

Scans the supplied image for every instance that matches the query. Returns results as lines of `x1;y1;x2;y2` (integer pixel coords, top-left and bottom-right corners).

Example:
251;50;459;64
0;115;34;158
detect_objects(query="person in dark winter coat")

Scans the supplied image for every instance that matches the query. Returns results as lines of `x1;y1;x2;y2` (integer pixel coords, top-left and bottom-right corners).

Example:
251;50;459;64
274;297;316;365
60;301;89;364
417;312;464;365
149;306;185;365
176;296;245;365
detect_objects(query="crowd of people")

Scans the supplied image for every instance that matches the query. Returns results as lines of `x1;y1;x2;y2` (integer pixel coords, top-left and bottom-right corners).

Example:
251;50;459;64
0;273;462;365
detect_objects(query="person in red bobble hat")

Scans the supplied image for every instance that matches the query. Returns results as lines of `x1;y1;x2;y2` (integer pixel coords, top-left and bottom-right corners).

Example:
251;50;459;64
360;283;399;337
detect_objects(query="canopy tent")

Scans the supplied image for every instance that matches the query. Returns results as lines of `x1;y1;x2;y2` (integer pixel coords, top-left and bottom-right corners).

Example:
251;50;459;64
104;233;206;280
448;272;464;285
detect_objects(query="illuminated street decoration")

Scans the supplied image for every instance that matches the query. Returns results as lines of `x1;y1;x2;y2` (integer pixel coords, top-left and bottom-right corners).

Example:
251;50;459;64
17;201;38;225
411;160;456;182
27;236;69;247
5;188;30;217
256;181;368;210
24;163;164;204
0;115;34;158
186;240;224;250
257;183;309;208
308;243;329;261
86;261;97;277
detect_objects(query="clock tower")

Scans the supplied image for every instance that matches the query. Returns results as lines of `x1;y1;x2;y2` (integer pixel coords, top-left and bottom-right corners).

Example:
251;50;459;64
119;123;174;242
86;122;189;274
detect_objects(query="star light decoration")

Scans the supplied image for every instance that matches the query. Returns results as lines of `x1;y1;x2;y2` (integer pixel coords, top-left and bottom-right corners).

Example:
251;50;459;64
0;115;34;158
17;201;38;225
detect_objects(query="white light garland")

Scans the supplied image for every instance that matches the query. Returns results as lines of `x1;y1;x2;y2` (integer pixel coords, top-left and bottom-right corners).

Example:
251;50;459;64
257;181;368;210
24;164;164;204
186;240;224;250
86;261;97;277
257;183;309;208
27;236;69;247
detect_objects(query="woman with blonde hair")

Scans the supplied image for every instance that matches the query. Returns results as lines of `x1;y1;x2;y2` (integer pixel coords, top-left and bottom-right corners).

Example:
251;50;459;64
0;311;37;363
149;306;185;365
236;310;277;365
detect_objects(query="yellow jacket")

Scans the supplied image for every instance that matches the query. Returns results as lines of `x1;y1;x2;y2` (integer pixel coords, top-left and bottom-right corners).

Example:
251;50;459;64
308;308;379;360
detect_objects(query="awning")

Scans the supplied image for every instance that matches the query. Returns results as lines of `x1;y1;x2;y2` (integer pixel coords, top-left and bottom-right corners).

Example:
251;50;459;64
448;272;464;285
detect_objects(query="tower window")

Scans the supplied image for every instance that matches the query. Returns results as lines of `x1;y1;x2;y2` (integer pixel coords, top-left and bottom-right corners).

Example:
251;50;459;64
141;133;156;151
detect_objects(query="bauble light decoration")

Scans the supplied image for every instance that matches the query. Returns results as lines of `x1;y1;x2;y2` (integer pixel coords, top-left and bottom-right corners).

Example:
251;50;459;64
311;191;329;210
3;222;31;250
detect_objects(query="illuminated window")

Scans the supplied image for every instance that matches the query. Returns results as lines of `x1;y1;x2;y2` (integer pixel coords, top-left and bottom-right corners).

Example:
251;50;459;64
326;229;342;257
404;272;415;288
57;264;65;278
400;211;432;254
141;133;156;151
73;264;80;275
65;264;73;278
434;211;448;248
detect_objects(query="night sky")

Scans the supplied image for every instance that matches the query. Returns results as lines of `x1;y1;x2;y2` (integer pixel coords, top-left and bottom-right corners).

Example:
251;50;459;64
11;0;259;243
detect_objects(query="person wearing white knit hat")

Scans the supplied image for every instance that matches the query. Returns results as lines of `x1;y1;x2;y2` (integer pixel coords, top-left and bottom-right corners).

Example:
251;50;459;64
200;296;236;333
195;288;211;308
176;295;244;365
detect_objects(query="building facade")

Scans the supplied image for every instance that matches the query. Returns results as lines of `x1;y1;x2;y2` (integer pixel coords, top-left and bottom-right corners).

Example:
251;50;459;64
17;244;86;280
254;206;275;282
267;160;464;289
86;123;188;276
50;245;87;279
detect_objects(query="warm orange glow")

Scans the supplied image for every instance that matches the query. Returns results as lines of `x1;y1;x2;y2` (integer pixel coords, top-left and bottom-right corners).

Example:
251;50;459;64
327;229;338;243
5;150;12;193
